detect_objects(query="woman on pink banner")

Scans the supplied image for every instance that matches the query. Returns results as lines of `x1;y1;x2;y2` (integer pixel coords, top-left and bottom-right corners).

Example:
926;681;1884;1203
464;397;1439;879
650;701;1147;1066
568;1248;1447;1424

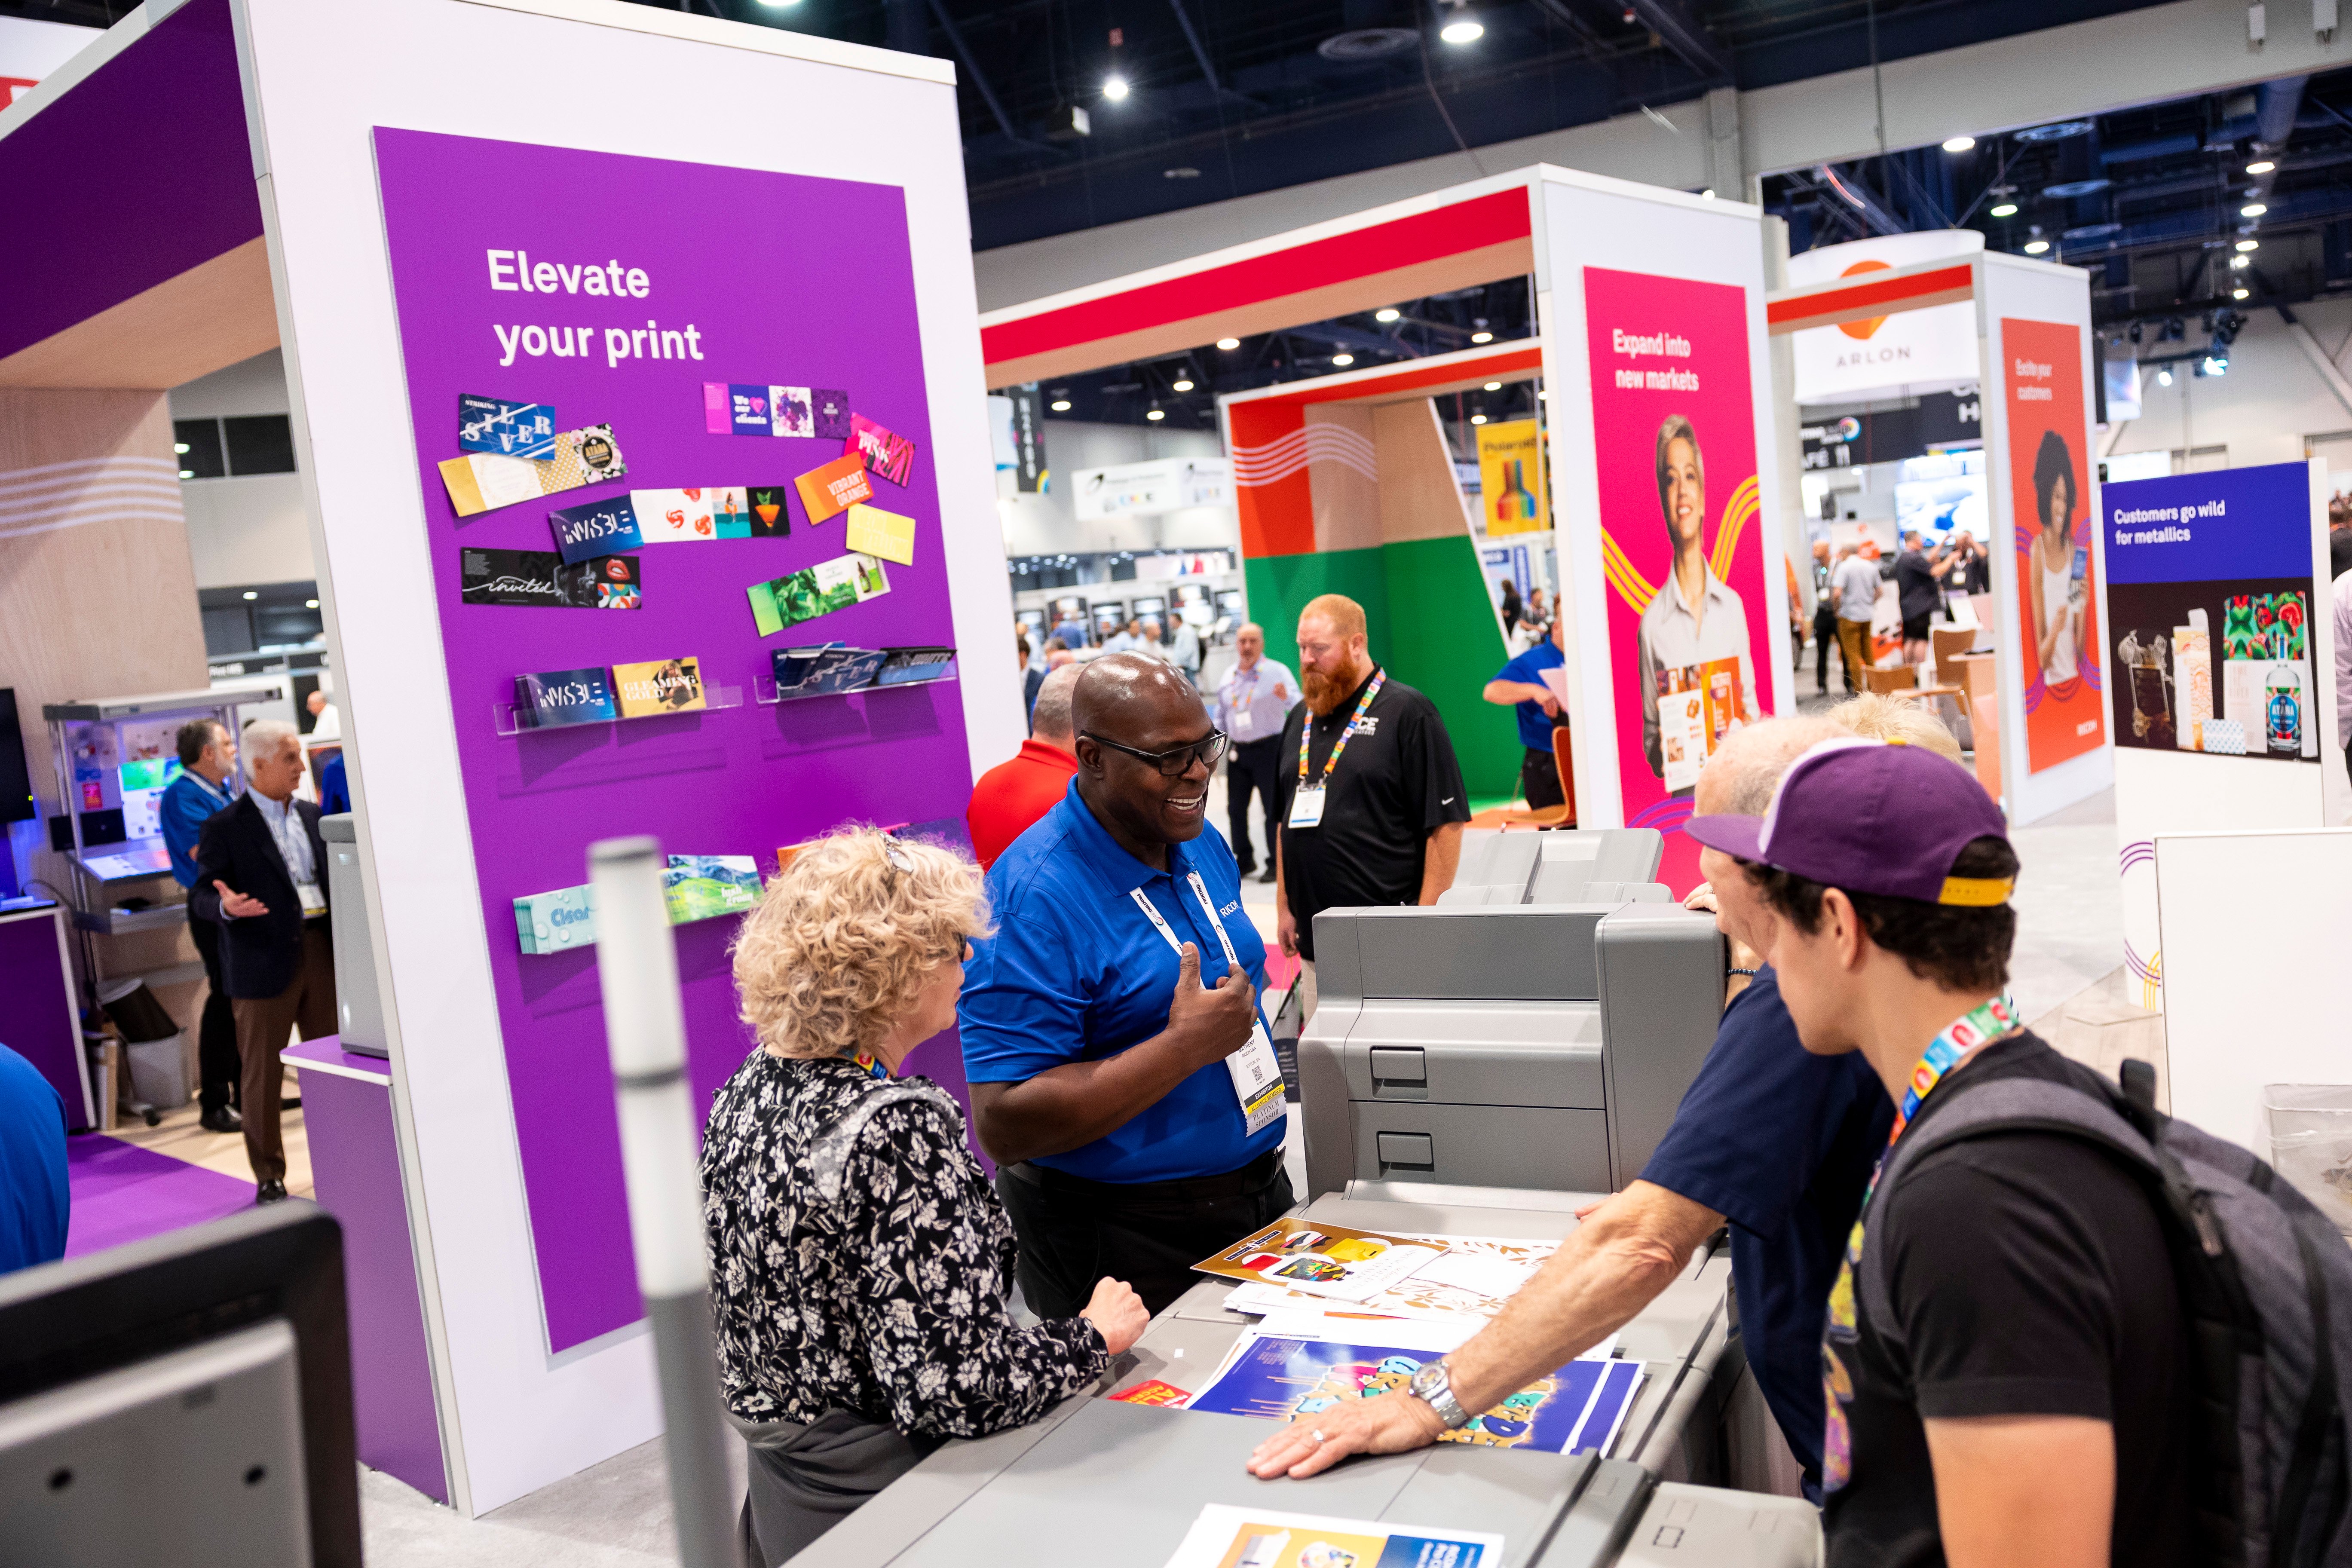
1637;414;1759;783
2025;429;2084;685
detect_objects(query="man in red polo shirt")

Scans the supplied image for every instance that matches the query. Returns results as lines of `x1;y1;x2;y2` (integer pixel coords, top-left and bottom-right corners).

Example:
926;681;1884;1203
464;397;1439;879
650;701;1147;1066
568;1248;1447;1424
970;662;1082;869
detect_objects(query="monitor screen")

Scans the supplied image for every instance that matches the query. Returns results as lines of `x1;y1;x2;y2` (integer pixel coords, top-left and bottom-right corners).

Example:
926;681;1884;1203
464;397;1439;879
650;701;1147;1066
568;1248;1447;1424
117;757;182;842
0;690;32;824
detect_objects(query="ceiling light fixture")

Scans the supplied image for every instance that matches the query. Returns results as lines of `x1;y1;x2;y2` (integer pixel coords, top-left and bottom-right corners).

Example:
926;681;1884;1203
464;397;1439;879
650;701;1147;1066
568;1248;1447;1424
1216;337;1240;350
306;599;320;609
1146;405;1165;421
1470;413;1488;425
1050;398;1073;412
1102;74;1130;101
174;441;190;454
1989;201;2019;218
753;0;801;6
2248;159;2276;174
242;591;258;601
1942;135;1977;153
1470;330;1494;343
1331;353;1355;366
2157;367;2174;386
1701;189;1716;200
2231;253;2250;269
2023;239;2051;254
1439;7;1484;44
2237;238;2260;252
2233;287;2251;299
1375;307;1401;322
1483;381;1502;391
2242;202;2268;217
1172;377;1194;392
179;469;194;479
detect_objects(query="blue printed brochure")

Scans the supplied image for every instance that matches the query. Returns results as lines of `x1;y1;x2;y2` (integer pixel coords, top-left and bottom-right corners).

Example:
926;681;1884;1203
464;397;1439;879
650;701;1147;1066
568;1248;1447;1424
549;496;644;564
515;666;618;728
459;394;557;459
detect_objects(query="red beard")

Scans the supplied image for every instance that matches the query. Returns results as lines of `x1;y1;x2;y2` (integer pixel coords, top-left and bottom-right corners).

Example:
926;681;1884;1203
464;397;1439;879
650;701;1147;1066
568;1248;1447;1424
1301;659;1366;715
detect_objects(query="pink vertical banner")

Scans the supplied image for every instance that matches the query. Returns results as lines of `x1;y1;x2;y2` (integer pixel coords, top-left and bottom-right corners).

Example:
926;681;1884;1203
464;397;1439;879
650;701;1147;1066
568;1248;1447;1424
1582;267;1772;894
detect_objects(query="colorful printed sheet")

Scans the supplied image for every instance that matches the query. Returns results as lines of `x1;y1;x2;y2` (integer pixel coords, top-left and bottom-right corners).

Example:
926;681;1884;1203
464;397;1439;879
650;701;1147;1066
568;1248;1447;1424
1161;1504;1502;1568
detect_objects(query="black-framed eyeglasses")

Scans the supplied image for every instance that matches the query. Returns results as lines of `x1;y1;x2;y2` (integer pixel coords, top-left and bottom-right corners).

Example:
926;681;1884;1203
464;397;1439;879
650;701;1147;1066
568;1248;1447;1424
1081;729;1229;777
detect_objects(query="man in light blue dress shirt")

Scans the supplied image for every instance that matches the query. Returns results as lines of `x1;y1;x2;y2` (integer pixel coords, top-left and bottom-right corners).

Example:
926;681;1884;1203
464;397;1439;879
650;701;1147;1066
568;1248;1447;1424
161;719;243;1133
1206;623;1299;882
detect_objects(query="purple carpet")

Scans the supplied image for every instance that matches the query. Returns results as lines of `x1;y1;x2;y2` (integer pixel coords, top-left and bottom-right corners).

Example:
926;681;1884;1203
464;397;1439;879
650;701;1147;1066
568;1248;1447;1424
65;1134;255;1258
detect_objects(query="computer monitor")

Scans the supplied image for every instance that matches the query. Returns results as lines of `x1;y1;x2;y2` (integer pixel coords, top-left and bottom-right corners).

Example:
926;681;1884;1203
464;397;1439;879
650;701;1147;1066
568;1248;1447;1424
0;1206;361;1566
0;689;34;824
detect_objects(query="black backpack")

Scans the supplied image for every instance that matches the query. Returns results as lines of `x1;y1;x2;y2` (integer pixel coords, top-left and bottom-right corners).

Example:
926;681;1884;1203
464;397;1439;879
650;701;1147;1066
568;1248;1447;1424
1858;1052;2352;1568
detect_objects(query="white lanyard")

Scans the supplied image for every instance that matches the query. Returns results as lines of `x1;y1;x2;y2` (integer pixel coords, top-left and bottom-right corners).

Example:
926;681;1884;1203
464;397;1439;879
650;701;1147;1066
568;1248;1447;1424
1127;872;1286;1135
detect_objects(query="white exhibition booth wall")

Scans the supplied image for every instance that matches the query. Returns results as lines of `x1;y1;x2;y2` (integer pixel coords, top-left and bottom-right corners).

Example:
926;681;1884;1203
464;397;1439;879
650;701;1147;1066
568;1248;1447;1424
237;0;1015;1513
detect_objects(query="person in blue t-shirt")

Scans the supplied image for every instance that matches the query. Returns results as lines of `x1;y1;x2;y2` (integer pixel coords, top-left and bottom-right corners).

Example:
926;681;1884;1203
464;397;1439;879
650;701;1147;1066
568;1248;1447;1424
960;653;1286;1318
1482;612;1570;810
160;718;243;1135
1247;714;1890;1499
0;1041;69;1274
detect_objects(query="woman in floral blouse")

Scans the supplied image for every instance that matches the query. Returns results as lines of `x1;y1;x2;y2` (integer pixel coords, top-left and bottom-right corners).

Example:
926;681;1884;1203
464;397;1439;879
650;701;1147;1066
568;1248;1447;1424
704;827;1147;1566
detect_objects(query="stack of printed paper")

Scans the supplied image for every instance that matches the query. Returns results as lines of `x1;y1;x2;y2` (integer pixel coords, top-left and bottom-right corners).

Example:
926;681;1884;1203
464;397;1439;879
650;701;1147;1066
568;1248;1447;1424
1162;1504;1502;1568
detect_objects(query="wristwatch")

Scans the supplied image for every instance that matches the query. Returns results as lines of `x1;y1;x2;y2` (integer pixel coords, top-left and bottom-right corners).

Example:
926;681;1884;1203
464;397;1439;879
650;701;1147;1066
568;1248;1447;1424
1408;1357;1471;1430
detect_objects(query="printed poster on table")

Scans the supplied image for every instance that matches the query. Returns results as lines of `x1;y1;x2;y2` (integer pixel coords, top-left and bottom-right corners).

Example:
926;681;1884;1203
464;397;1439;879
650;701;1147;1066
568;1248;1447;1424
2004;317;2106;772
1582;268;1773;893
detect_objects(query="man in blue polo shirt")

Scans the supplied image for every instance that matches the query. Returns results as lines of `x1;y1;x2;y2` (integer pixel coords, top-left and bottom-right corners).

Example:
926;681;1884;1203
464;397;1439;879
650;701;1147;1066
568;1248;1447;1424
962;653;1288;1318
160;718;242;1135
1482;611;1569;810
1248;714;1890;1498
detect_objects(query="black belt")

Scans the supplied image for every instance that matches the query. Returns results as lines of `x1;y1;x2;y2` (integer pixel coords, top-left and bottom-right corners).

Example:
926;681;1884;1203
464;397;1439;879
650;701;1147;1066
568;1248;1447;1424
1004;1146;1285;1204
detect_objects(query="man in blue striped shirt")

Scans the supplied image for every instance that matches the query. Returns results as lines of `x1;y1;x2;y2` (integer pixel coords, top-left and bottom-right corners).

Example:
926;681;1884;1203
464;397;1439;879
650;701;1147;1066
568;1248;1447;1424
160;718;242;1134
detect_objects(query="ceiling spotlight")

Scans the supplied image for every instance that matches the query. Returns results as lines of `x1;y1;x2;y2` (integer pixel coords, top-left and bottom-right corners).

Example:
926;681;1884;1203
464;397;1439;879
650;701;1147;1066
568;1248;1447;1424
1942;135;1977;153
1375;307;1402;323
1050;398;1073;412
1172;377;1194;392
1989;201;2020;218
1439;8;1484;44
1146;406;1165;420
1483;381;1503;391
2231;253;2250;269
2248;159;2276;174
2242;202;2268;217
2024;239;2051;254
2157;367;2174;386
1103;74;1130;101
753;0;801;6
1701;189;1716;200
2237;238;2260;252
305;598;320;609
174;441;190;454
1470;330;1494;343
1332;352;1355;366
1470;413;1488;425
2202;354;2229;376
1216;337;1240;350
2233;287;2251;300
1164;167;1200;180
242;591;258;601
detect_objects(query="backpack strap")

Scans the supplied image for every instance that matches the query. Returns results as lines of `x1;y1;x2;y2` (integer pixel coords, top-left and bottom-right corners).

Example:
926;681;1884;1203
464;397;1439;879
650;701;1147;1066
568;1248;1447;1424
805;1082;961;1204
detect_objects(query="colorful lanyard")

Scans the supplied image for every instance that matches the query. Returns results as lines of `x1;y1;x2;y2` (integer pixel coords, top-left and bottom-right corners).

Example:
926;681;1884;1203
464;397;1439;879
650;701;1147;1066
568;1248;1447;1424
1297;669;1386;789
1229;665;1259;714
851;1050;891;1081
1130;871;1247;978
1821;991;2019;1493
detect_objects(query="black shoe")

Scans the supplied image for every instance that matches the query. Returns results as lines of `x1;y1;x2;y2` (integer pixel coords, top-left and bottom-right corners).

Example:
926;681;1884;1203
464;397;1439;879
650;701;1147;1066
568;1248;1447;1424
1256;866;1277;884
199;1106;242;1134
282;1096;300;1110
255;1179;288;1205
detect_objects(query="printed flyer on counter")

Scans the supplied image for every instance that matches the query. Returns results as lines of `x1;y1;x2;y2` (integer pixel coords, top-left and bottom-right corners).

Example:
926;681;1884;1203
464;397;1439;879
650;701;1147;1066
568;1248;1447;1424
1582;267;1773;894
1196;1220;1443;1304
1163;1504;1502;1568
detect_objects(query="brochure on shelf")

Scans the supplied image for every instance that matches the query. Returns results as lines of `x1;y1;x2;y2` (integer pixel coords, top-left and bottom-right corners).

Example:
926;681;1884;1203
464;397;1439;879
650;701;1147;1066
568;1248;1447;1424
848;413;916;486
872;645;954;686
549;495;646;564
440;422;626;516
661;855;760;923
772;643;890;697
1161;1504;1503;1568
1196;1219;1442;1304
515;883;596;954
844;502;916;565
515;666;619;727
611;656;707;717
459;394;557;459
795;451;873;523
460;547;640;609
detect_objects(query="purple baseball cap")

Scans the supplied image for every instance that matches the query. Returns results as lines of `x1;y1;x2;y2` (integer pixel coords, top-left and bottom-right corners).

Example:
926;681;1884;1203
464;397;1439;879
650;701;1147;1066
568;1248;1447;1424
1684;738;2015;906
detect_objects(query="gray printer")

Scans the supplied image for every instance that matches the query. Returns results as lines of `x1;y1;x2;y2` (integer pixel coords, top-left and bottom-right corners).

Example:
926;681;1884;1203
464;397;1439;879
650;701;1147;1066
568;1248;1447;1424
1298;828;1725;1200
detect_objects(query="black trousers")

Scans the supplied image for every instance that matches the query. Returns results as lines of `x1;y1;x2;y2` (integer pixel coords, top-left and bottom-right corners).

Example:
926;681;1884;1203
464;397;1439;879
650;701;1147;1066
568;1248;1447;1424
1519;745;1565;811
1813;609;1839;692
1225;735;1283;875
997;1149;1295;1318
187;908;241;1113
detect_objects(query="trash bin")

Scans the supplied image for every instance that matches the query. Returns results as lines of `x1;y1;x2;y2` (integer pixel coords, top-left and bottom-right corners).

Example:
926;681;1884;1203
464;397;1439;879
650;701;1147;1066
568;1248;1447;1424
98;978;191;1111
2263;1084;2352;1235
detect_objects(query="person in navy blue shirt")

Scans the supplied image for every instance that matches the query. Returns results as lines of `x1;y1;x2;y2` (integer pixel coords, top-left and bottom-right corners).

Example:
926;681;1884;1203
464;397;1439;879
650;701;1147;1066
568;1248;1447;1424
161;718;243;1135
1248;715;1889;1498
0;1040;68;1274
1482;612;1570;810
961;654;1287;1317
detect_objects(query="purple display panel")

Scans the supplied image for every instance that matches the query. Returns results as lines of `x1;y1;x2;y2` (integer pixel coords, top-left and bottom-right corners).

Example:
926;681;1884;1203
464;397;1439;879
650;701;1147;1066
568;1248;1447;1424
287;1039;447;1502
0;906;86;1129
373;129;974;1351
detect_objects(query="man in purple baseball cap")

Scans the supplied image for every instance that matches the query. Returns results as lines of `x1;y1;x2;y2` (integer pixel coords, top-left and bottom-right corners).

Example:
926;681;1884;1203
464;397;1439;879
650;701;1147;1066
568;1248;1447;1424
1688;737;2197;1568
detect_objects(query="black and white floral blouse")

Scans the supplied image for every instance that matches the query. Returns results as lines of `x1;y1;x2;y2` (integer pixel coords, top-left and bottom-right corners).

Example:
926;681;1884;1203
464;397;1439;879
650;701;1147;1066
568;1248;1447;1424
702;1050;1109;1439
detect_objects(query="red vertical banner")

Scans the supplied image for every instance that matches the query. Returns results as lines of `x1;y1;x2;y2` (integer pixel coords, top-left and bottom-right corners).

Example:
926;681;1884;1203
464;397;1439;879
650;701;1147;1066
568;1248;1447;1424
2003;317;2106;772
1583;267;1773;894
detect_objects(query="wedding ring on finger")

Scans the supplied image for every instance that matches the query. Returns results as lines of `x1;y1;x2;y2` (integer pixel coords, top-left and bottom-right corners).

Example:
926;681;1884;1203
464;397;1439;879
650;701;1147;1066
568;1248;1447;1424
1310;1429;1328;1446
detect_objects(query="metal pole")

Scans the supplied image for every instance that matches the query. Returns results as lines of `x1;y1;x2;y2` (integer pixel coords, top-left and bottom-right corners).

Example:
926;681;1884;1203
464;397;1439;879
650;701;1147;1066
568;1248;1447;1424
588;835;734;1568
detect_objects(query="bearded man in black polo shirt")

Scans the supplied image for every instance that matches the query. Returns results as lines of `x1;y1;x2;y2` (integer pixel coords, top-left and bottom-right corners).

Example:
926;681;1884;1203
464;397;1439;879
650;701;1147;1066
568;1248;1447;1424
1273;593;1470;1020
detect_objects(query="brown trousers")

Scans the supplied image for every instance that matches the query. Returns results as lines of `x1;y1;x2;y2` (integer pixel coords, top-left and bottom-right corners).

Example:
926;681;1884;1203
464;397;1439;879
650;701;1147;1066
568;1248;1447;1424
230;923;337;1183
1834;618;1871;692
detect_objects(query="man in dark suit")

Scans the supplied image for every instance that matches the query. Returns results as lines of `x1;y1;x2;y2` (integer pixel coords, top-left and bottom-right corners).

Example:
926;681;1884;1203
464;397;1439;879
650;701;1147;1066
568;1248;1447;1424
191;719;336;1204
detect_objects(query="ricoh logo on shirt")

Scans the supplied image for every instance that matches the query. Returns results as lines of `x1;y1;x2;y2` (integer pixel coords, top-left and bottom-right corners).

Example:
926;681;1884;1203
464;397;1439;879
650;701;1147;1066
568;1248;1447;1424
1219;900;1240;917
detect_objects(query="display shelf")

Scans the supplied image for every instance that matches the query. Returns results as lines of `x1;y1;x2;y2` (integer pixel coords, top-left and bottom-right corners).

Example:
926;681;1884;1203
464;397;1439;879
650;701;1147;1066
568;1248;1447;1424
493;685;743;737
754;668;959;706
74;903;191;937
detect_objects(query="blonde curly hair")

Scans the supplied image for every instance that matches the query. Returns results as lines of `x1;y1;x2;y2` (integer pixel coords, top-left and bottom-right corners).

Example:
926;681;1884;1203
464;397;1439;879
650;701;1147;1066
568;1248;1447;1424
1826;691;1966;764
731;827;991;1060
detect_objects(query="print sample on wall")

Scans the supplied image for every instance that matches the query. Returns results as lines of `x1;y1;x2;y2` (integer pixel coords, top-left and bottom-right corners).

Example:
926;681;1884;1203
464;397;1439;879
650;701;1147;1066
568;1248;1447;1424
1581;267;1772;892
2004;317;2106;772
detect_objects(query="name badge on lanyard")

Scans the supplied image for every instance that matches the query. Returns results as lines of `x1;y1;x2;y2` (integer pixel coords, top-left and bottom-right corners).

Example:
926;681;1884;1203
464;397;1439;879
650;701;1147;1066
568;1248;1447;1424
1290;671;1383;832
1129;875;1286;1136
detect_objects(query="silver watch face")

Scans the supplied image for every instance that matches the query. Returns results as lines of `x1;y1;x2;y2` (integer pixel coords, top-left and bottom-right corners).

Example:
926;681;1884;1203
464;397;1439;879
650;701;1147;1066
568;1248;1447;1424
1410;1360;1446;1398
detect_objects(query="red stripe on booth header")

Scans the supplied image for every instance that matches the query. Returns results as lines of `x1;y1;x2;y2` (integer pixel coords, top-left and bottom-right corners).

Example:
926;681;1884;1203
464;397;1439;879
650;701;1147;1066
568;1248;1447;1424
981;187;1533;367
1765;263;1975;328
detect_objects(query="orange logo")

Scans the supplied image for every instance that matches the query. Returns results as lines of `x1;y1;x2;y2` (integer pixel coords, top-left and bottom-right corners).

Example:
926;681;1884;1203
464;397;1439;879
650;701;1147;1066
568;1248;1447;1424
1837;259;1893;340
